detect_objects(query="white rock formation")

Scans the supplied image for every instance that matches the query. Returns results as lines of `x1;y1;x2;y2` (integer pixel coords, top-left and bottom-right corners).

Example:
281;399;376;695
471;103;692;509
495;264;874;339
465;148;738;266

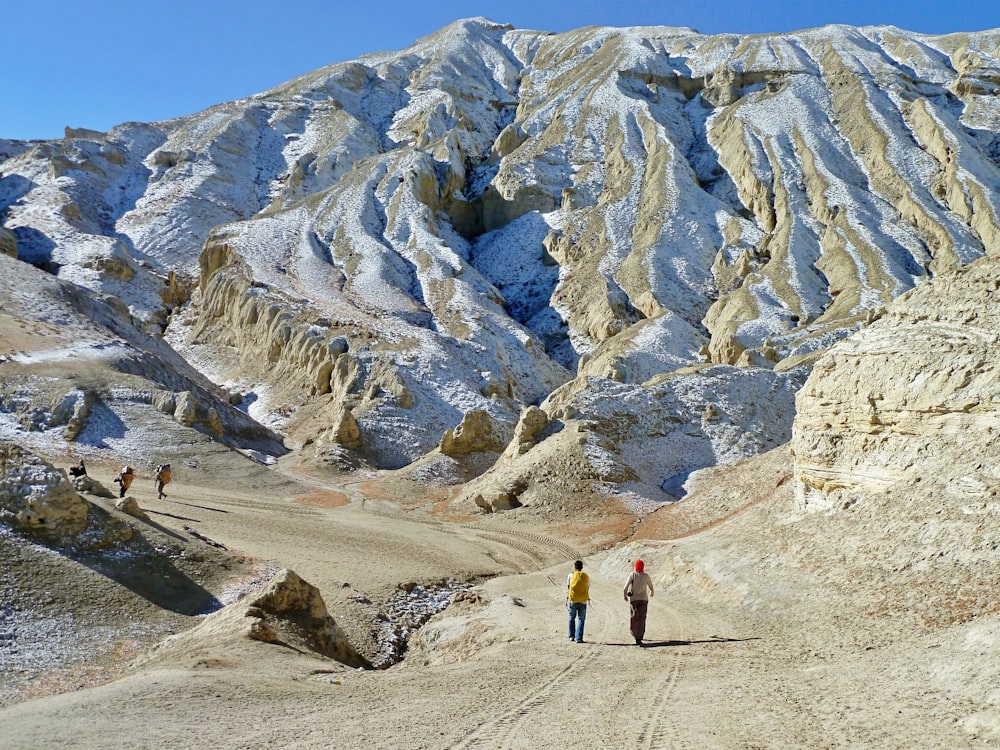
0;441;90;539
0;442;133;548
793;254;1000;511
0;253;285;468
4;18;1000;479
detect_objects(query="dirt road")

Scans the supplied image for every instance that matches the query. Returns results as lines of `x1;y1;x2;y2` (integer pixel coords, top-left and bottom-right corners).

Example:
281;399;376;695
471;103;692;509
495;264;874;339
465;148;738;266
0;457;992;749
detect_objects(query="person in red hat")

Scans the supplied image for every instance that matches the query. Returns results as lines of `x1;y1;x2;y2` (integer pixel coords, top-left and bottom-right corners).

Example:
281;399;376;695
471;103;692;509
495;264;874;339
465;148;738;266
623;559;654;646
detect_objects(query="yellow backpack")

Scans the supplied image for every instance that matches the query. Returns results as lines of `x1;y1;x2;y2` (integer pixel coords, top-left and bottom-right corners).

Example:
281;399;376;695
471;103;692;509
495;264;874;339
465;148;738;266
568;571;589;603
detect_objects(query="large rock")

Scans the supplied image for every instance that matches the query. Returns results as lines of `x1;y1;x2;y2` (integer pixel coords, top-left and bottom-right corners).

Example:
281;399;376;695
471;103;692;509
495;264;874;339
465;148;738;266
142;569;369;668
0;443;134;548
506;406;550;457
0;442;90;539
332;407;362;450
157;390;224;438
792;255;1000;510
439;410;506;457
115;496;148;520
72;474;115;498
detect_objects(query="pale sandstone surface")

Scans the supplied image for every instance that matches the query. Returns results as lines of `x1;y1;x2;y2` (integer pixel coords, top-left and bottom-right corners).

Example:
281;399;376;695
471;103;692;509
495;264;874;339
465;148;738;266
793;254;1000;510
2;447;997;749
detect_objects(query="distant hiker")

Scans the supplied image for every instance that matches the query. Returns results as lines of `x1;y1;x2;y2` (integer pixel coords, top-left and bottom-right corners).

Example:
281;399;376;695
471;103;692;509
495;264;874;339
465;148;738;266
113;465;135;499
68;459;87;478
566;559;590;643
624;559;654;646
154;463;172;500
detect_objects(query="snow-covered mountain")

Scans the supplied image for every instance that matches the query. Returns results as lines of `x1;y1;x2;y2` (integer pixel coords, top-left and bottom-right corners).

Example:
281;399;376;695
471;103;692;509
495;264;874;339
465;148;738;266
3;18;1000;506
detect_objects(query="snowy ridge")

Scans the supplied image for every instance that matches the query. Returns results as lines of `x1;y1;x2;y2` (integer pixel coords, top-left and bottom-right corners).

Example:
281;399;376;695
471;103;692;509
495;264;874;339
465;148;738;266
4;18;1000;495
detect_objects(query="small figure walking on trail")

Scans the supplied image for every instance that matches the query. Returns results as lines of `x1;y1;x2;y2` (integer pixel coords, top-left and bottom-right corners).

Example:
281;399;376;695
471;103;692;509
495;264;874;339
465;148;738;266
567;559;590;644
68;459;87;478
113;465;135;499
155;463;172;500
624;559;654;646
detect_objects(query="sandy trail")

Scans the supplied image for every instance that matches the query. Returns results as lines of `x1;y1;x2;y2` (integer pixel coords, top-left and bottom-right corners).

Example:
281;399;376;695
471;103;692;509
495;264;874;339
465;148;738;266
2;554;738;749
1;460;992;749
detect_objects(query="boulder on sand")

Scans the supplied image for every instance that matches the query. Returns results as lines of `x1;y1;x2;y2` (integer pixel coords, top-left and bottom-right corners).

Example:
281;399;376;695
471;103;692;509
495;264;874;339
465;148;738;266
141;569;369;669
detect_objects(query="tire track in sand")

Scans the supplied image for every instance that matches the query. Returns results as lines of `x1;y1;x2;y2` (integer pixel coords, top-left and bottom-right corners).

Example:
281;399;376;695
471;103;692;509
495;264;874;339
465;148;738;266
636;655;684;750
461;523;582;561
190;495;321;516
450;648;601;750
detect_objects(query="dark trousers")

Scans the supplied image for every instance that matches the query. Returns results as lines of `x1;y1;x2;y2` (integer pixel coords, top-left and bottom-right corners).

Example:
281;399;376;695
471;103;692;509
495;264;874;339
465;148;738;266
629;599;649;642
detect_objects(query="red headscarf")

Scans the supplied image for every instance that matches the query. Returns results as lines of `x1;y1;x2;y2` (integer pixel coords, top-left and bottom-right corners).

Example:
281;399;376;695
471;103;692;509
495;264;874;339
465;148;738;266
635;559;644;573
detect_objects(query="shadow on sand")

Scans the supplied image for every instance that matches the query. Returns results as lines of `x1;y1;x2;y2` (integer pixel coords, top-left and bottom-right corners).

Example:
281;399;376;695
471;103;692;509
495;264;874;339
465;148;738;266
31;501;227;616
600;636;761;648
69;534;223;616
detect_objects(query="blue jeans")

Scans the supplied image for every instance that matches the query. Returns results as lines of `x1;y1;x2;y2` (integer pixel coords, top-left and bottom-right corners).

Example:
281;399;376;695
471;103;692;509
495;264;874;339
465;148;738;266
567;601;587;641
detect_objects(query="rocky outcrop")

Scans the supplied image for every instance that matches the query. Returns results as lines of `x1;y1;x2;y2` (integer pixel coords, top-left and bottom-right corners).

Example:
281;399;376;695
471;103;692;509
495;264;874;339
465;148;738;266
115;496;148;520
5;20;1000;485
792;255;1000;510
72;475;115;498
154;390;224;438
174;391;223;437
143;569;369;668
459;363;805;518
506;406;550;457
439;410;507;457
0;442;90;539
0;387;94;437
238;570;366;665
0;442;131;547
331;407;362;450
191;226;563;467
63;389;95;441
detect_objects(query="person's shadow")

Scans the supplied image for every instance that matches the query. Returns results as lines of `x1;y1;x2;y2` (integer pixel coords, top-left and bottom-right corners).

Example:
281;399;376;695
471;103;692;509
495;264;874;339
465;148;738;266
603;636;760;648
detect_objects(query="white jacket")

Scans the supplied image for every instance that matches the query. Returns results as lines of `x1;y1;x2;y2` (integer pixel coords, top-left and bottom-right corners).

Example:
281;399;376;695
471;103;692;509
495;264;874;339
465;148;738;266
624;571;653;602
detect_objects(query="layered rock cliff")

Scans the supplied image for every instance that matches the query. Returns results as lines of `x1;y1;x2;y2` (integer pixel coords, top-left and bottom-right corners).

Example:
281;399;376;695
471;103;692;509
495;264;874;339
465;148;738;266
793;253;1000;510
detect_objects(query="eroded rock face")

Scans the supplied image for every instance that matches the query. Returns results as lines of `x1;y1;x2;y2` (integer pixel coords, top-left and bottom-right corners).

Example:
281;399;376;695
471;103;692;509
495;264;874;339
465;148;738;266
332;407;362;450
145;569;369;668
507;406;550;457
5;20;1000;481
241;570;367;665
792;255;1000;510
0;442;132;548
439;410;507;457
0;442;89;538
457;362;805;518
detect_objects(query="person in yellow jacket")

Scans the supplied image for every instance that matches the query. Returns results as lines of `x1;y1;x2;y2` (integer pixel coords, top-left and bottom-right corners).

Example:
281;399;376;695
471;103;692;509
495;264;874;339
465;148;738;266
566;559;590;643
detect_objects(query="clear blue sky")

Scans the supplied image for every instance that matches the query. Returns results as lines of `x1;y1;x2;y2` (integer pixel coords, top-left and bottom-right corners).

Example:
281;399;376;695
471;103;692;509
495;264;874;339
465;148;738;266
3;0;999;140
